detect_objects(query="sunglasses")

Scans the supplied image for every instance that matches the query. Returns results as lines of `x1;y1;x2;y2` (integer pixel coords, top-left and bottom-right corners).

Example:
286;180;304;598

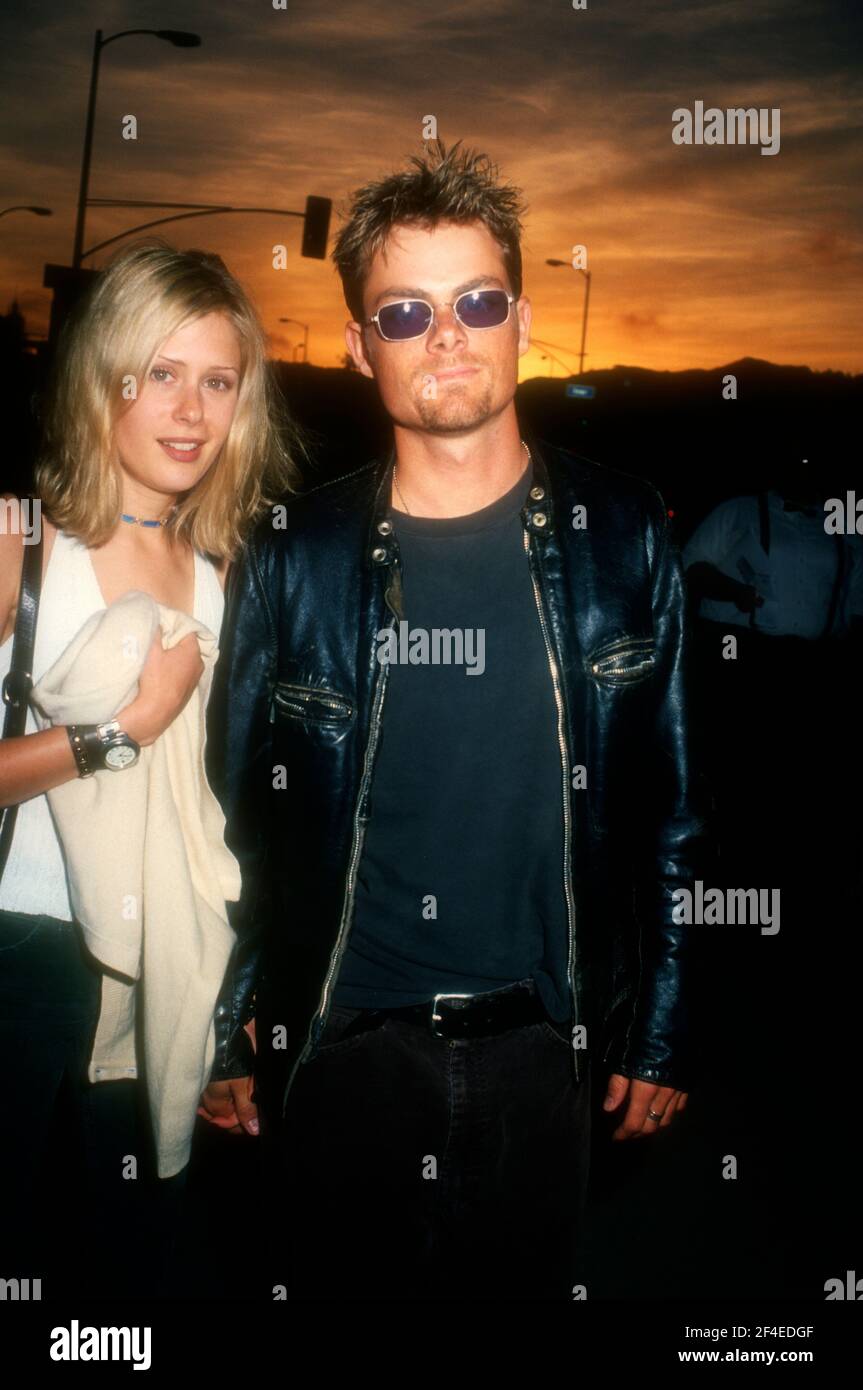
365;289;515;342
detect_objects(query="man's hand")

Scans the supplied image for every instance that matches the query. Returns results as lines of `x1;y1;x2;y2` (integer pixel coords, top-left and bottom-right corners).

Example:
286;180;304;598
198;1075;258;1135
603;1073;687;1141
197;1019;258;1135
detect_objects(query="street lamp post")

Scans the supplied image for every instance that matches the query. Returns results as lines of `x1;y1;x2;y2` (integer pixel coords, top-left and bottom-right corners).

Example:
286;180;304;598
72;28;201;268
546;258;592;376
79;200;321;262
530;340;574;376
279;318;310;363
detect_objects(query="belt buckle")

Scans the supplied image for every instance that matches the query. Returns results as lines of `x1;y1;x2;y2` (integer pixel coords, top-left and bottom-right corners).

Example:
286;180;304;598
430;992;472;1038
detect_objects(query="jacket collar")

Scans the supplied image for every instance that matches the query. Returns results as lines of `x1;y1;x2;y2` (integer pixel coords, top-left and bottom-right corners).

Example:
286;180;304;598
520;435;555;540
365;433;556;572
367;443;398;571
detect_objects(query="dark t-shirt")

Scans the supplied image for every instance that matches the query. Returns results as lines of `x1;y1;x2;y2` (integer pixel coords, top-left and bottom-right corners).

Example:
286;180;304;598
332;460;571;1021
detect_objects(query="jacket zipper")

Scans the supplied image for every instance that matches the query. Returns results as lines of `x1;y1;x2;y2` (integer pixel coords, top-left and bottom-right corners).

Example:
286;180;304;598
280;573;399;1118
273;686;353;718
591;658;654;679
590;641;654;681
522;529;580;1084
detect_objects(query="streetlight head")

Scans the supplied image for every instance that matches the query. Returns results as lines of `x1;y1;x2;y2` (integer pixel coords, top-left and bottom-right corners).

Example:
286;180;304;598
29;207;53;216
156;30;202;47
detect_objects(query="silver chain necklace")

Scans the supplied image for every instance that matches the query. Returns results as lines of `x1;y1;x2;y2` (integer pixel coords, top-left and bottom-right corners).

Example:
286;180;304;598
393;439;531;516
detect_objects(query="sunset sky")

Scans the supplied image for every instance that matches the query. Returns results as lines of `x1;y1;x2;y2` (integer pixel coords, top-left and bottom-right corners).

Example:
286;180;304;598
1;0;860;376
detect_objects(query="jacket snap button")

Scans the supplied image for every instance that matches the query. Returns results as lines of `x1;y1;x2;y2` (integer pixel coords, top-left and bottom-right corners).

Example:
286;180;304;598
377;519;393;535
371;546;387;562
533;512;548;527
529;486;545;501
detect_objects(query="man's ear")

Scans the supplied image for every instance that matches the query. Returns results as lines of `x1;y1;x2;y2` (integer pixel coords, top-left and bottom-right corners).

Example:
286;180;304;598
516;295;532;359
345;321;375;379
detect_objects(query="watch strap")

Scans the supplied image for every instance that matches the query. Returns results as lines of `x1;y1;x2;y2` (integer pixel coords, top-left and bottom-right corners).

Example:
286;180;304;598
67;722;140;775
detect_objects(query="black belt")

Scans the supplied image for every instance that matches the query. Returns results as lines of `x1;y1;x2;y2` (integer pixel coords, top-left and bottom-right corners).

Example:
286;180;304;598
335;981;548;1042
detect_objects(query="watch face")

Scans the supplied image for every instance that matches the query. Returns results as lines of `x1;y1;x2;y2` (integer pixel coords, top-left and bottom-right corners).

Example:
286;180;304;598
105;743;138;770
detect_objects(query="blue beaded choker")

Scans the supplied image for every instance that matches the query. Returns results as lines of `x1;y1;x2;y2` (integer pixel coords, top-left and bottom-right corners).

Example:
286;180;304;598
120;505;177;528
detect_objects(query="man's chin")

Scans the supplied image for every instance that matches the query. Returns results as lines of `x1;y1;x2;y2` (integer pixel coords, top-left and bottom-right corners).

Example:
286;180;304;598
415;396;495;433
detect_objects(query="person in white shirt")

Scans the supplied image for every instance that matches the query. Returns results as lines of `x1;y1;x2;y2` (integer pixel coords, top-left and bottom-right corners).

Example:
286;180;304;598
682;456;862;895
683;460;863;641
0;239;301;1298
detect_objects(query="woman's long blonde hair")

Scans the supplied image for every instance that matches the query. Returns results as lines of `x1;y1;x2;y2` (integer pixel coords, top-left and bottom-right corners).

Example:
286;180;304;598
35;239;303;560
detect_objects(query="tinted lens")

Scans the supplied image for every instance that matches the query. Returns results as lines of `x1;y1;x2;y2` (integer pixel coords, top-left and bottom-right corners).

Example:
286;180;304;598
455;290;511;328
377;300;433;340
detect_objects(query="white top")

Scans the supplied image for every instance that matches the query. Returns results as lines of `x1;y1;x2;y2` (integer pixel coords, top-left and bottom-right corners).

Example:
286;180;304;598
683;491;863;638
0;529;225;920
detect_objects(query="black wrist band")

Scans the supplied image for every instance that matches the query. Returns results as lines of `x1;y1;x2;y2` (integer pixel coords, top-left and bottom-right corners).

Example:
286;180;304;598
67;724;97;778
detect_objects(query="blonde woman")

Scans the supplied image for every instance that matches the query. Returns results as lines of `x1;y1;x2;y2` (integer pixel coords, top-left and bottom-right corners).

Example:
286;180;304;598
0;240;299;1297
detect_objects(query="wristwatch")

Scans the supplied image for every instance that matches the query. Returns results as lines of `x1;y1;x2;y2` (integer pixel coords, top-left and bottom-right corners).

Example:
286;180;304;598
67;721;141;776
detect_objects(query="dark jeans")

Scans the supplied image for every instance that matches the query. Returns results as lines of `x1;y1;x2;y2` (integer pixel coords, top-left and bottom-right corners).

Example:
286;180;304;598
0;908;184;1299
269;979;591;1301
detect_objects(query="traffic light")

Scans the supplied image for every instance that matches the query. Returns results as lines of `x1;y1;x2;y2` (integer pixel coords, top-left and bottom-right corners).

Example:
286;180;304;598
301;196;332;259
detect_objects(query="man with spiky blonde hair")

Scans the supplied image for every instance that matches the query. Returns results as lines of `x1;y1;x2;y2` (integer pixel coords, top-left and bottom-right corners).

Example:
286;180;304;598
205;141;705;1301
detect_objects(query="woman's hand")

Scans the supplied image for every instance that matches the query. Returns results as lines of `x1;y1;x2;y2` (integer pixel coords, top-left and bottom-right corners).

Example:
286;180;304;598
120;631;204;747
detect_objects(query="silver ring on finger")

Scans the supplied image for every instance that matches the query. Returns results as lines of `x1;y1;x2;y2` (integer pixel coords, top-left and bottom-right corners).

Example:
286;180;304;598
647;1108;666;1122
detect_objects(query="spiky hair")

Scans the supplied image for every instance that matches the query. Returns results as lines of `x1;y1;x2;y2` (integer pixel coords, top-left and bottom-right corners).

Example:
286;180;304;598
332;139;527;320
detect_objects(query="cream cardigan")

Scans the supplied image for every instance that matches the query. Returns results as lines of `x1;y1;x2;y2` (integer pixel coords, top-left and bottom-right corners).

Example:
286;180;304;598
31;589;241;1178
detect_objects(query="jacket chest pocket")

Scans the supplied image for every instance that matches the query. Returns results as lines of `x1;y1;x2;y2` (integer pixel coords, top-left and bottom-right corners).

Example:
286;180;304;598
271;682;354;724
586;636;656;687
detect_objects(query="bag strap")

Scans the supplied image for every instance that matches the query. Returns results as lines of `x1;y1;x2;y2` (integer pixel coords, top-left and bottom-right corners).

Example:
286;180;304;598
0;513;45;883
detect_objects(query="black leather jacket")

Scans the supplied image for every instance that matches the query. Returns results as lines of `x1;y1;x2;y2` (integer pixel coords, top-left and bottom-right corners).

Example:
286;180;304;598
206;438;707;1125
